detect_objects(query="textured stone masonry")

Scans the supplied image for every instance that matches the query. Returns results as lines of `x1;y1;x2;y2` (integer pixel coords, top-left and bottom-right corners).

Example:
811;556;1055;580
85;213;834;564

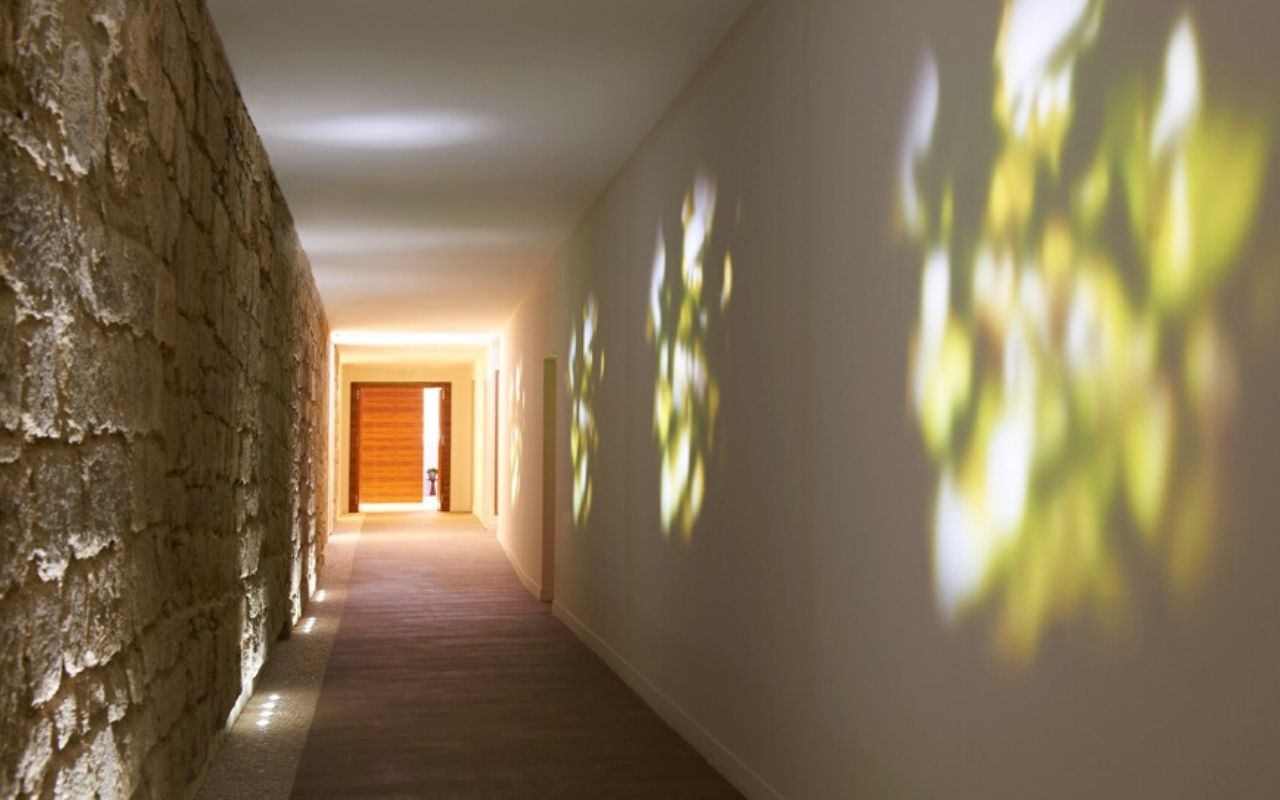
0;1;329;797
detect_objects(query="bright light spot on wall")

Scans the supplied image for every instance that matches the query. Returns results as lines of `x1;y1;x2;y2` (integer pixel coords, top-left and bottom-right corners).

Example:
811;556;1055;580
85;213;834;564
898;51;938;235
271;112;494;150
509;359;525;508
1151;18;1201;155
899;1;1271;664
331;331;496;347
568;295;603;527
994;0;1099;138
648;172;734;540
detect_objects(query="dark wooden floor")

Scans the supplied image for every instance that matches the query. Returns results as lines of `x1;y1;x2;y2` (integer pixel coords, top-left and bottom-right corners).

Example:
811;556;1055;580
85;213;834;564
289;513;742;799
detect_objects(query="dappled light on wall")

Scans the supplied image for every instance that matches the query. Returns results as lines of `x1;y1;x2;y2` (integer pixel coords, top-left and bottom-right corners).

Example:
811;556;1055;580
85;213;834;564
568;295;603;527
648;172;734;540
509;359;525;507
898;0;1271;663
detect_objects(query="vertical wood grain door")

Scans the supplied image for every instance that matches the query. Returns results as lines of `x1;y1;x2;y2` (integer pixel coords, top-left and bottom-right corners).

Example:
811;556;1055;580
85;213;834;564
354;386;425;505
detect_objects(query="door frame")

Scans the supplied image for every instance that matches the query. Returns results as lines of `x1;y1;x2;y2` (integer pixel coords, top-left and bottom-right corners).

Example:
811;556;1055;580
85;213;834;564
349;381;452;513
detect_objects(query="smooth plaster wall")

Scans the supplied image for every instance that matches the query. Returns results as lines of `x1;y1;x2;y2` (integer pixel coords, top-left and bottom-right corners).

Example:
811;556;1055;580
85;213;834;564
471;345;497;530
0;0;330;797
500;1;813;795
806;1;1280;798
336;361;475;514
499;264;556;595
499;0;1280;798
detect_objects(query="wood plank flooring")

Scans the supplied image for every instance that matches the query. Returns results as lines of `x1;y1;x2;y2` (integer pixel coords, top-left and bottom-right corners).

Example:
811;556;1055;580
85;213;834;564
289;513;742;799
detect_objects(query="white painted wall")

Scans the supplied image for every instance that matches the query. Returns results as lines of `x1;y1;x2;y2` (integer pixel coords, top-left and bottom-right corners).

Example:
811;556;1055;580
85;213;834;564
499;3;812;795
471;343;499;530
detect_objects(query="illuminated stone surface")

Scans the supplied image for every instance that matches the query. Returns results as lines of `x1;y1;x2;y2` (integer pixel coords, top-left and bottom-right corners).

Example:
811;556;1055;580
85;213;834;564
0;1;329;795
900;0;1271;662
198;525;359;800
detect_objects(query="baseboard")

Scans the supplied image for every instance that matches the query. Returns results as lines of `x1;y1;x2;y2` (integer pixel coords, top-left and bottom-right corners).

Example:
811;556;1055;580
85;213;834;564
497;533;544;601
552;601;787;800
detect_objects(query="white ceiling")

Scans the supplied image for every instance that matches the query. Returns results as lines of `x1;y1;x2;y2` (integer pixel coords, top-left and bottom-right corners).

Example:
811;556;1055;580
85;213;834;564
207;0;752;334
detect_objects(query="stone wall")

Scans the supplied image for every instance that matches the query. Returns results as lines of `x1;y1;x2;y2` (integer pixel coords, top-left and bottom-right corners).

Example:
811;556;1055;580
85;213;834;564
0;1;329;797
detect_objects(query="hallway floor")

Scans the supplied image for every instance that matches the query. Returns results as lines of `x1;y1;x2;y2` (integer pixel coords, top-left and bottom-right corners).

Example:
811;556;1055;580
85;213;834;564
205;513;741;799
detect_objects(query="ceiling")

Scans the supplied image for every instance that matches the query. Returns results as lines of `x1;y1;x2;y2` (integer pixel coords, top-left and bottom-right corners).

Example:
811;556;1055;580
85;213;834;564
207;0;752;334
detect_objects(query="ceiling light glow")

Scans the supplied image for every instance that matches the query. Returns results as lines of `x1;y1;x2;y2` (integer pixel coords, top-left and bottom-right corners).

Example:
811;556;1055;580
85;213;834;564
299;227;529;256
272;112;494;150
331;331;497;347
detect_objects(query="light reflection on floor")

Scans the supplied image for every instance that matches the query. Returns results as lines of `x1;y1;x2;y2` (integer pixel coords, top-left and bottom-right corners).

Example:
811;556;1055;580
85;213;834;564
358;500;440;513
196;518;361;799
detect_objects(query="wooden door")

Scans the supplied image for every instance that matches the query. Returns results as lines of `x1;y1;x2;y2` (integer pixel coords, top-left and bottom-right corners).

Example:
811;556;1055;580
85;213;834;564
354;386;424;505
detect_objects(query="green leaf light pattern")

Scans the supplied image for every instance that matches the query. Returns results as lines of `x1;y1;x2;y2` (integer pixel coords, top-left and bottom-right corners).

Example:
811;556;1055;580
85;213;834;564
568;295;603;527
509;358;524;507
899;0;1271;663
649;173;734;540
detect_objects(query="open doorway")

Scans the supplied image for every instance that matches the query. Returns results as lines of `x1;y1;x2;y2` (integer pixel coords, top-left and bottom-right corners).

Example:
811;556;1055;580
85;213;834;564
350;382;451;513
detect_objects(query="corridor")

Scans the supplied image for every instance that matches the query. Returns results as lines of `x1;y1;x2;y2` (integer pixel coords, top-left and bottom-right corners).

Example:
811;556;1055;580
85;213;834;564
7;0;1280;797
208;514;739;799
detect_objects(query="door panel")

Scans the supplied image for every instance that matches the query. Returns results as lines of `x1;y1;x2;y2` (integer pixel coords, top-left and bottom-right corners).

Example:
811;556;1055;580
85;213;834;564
357;386;424;503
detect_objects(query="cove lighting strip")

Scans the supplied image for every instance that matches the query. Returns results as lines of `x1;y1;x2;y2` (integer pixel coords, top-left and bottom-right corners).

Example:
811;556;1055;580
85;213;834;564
331;331;497;347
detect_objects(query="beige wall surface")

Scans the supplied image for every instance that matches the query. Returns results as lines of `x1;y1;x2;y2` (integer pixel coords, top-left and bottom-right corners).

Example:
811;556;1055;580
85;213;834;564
807;1;1280;798
498;0;1280;798
500;2;814;795
471;344;498;530
337;361;477;514
500;265;557;594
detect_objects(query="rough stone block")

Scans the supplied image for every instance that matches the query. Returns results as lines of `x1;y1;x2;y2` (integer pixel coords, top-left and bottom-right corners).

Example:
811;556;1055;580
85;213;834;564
144;169;182;263
172;124;191;200
158;2;191;112
77;437;129;559
126;439;165;533
14;715;53;797
147;73;178;164
188;147;214;228
0;5;12;70
0;284;19;432
50;725;124;799
53;690;77;750
61;555;127;677
26;444;82;582
23;580;65;706
174;215;208;319
92;229;159;335
0;154;81;313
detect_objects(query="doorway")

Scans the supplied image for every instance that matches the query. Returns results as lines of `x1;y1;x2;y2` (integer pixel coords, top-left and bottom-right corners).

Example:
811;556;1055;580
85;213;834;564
350;382;451;513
